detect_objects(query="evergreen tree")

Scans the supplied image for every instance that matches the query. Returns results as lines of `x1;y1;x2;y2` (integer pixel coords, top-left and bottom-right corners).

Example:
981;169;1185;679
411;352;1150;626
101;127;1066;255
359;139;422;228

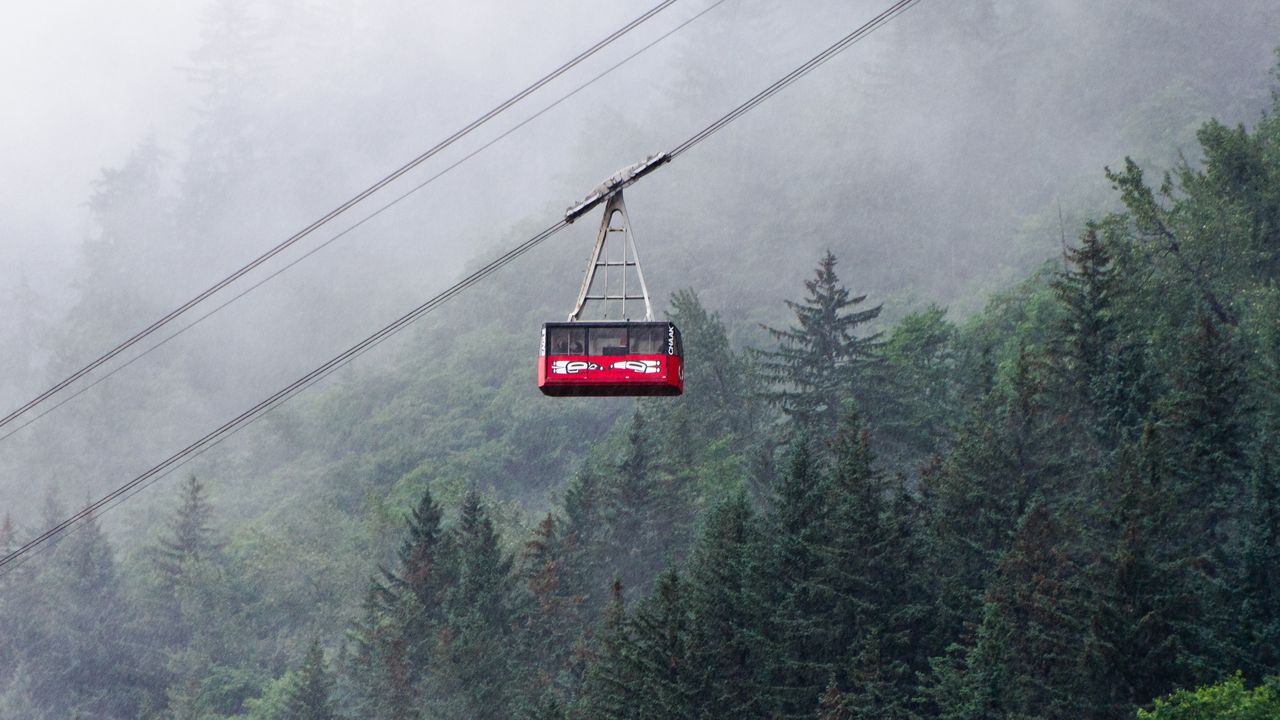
1159;314;1249;552
1049;221;1150;450
1080;431;1219;717
347;487;453;720
436;490;517;720
957;503;1086;720
871;305;959;474
759;436;837;718
757;251;882;433
575;579;639;719
516;512;587;704
1237;430;1280;679
817;677;851;720
921;344;1071;647
157;474;219;580
622;570;698;719
604;412;679;599
28;512;146;718
829;416;931;720
683;493;767;718
283;640;338;720
561;464;611;619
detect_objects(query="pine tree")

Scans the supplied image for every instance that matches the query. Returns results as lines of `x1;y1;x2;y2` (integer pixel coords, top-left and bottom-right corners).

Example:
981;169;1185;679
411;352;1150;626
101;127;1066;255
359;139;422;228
348;487;453;720
962;503;1086;720
1237;431;1280;679
872;305;959;474
829;411;930;719
157;474;219;580
1050;222;1149;450
516;513;587;703
1080;431;1218;717
1052;224;1118;404
284;640;338;720
575;579;640;719
561;464;611;621
437;490;517;720
757;251;883;433
1159;314;1249;552
605;412;675;599
922;344;1068;647
683;493;767;718
759;436;838;718
663;288;759;441
622;570;697;719
28;512;144;718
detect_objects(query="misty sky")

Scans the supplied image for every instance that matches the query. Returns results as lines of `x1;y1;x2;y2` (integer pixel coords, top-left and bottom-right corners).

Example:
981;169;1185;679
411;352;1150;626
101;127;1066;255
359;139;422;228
0;0;655;291
4;0;1280;526
2;1;200;284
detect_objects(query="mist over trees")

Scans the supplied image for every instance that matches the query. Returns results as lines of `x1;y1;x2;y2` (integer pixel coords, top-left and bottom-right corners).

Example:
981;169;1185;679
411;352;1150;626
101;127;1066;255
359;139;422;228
4;0;1280;718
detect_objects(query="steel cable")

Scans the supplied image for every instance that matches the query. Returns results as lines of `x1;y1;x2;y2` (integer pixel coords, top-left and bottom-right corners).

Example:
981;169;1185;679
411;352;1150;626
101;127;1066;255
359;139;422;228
0;0;923;576
0;0;681;436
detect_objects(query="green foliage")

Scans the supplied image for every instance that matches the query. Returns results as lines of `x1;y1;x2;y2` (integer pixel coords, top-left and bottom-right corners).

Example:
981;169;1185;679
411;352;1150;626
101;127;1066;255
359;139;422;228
12;28;1280;720
757;251;883;433
281;641;339;720
1138;674;1280;720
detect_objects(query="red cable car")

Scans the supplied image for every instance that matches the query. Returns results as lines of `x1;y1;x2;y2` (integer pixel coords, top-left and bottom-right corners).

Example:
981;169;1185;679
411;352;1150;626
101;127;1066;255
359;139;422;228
539;155;684;397
539;321;683;396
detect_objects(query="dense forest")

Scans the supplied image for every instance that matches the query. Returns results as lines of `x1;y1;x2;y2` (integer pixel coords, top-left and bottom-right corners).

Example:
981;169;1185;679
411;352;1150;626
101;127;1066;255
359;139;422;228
4;1;1280;718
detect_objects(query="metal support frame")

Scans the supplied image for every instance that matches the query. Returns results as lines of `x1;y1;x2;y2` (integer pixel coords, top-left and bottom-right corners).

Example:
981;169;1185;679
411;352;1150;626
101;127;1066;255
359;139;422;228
567;189;654;322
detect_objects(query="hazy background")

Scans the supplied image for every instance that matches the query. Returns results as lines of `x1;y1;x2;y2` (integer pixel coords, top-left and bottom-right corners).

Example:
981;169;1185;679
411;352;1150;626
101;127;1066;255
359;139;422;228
2;0;1280;539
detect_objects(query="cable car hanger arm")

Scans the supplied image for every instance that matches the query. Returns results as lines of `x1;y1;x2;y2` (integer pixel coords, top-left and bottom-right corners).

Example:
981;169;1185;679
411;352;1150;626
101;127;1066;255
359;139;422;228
564;152;671;223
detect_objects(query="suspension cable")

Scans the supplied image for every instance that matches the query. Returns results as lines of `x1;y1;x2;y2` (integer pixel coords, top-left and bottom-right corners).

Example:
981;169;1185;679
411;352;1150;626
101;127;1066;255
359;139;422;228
0;0;729;445
0;0;923;576
0;0;680;436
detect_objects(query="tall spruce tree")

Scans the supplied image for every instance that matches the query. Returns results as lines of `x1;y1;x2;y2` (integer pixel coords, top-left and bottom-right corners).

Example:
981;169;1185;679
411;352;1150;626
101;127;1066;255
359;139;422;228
757;251;882;433
575;579;639;719
759;435;838;718
157;474;219;580
347;487;453;720
437;490;517;720
29;512;144;718
605;412;678;599
683;493;767;718
515;512;587;707
954;502;1087;720
1049;222;1150;451
1080;430;1216;717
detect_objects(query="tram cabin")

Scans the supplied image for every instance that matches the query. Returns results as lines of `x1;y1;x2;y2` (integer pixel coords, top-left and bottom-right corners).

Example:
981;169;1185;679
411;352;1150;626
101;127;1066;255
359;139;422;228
539;321;683;396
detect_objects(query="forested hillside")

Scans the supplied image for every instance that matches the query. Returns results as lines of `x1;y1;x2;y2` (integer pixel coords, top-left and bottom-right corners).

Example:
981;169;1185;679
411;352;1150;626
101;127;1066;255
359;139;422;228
3;1;1280;718
5;77;1280;716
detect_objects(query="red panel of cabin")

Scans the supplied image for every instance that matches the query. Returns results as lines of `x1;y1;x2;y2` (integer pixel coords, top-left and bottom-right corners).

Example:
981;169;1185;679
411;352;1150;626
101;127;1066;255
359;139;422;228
538;322;684;397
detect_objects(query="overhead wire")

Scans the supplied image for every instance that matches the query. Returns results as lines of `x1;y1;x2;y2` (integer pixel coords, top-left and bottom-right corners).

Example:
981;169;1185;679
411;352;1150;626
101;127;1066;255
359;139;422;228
0;0;923;576
0;0;730;446
0;0;681;437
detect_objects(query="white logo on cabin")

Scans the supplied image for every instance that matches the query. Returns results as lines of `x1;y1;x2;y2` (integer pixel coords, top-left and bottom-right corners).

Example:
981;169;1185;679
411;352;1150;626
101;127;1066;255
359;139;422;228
610;360;661;374
551;360;601;375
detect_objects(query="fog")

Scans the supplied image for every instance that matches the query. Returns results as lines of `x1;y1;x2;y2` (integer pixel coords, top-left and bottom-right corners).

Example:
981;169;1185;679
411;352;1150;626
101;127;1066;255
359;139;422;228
4;1;1280;716
2;0;1279;572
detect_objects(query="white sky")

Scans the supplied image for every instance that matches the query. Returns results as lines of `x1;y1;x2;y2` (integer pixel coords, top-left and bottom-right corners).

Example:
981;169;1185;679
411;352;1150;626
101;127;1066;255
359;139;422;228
1;0;200;287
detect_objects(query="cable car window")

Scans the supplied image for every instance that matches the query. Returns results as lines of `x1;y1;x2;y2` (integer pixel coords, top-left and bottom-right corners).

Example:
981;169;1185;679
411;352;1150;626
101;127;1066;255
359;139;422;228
548;328;569;355
589;327;628;356
629;325;663;354
547;327;586;356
